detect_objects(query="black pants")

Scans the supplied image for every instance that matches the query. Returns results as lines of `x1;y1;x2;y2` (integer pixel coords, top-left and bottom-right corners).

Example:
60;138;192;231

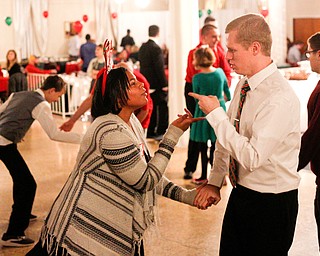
220;184;298;256
185;140;215;178
184;81;208;175
0;144;36;236
315;186;320;250
147;90;168;136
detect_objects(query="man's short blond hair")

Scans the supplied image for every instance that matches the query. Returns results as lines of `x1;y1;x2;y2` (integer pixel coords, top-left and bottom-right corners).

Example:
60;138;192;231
225;13;272;56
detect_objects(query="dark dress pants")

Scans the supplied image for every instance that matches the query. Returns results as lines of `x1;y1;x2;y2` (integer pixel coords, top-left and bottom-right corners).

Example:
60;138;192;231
184;82;199;174
0;143;36;236
220;184;298;256
147;90;168;136
315;186;320;250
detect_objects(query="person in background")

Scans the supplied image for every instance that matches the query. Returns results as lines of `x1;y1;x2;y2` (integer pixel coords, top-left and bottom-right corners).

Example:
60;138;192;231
6;49;22;76
297;32;320;250
59;62;153;134
6;49;27;96
80;34;96;72
114;49;129;64
0;76;82;247
128;45;140;63
183;23;232;180
287;40;304;66
120;29;135;50
68;32;81;61
87;44;105;92
190;46;230;185
191;13;301;256
27;67;203;256
25;55;57;74
139;25;168;140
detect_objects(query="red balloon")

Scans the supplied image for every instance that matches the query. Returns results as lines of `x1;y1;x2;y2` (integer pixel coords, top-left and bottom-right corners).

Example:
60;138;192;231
111;12;117;19
43;11;48;18
73;20;83;33
83;15;88;22
260;8;269;18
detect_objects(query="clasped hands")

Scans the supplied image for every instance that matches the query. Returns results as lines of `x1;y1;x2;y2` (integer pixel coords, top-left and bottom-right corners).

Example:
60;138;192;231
194;182;221;210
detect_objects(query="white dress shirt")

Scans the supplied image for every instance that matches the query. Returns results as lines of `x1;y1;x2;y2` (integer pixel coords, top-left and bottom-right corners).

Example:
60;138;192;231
0;89;82;145
207;62;301;193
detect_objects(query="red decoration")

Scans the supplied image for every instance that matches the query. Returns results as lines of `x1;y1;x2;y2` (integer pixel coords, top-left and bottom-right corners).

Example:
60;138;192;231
111;12;118;19
260;8;269;18
82;15;88;22
43;11;49;18
73;20;83;33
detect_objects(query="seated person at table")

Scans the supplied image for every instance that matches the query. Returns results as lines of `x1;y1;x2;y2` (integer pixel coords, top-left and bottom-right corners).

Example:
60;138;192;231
25;55;57;74
6;50;23;76
87;44;105;92
287;41;304;67
6;49;27;96
114;50;129;64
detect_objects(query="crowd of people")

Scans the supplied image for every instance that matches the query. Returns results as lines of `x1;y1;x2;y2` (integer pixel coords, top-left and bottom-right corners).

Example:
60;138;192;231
0;12;320;256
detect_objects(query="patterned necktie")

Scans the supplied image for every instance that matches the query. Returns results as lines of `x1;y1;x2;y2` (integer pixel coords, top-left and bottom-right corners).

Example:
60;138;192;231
229;80;251;187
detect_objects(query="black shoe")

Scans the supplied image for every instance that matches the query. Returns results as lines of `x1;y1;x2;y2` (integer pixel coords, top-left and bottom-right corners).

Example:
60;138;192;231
147;133;156;139
1;234;34;247
30;214;38;222
153;134;163;141
183;172;193;179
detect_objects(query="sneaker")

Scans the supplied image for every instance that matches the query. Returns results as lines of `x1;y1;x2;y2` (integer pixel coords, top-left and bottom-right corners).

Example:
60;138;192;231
30;214;38;222
191;177;207;185
1;235;34;247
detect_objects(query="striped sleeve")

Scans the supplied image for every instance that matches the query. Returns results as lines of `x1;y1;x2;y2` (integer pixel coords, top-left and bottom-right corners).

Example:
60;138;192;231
100;125;183;192
156;176;196;206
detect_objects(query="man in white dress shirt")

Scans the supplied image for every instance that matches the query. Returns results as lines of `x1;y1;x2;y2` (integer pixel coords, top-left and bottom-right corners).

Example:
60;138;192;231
0;75;82;247
190;14;301;256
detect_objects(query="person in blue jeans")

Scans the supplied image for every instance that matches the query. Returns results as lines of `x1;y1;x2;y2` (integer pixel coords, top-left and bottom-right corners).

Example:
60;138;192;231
189;46;230;184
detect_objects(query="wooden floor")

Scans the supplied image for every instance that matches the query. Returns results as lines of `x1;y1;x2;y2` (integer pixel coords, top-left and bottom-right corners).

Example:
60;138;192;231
0;116;319;256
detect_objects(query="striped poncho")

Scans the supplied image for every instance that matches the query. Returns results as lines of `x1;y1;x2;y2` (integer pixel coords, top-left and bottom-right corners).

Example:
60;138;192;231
38;113;196;255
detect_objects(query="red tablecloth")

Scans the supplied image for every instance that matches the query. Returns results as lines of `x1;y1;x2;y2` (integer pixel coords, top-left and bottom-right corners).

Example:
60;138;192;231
65;63;80;74
0;77;9;92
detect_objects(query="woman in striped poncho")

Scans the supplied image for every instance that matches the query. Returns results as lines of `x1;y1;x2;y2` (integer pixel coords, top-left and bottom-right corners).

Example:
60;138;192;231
27;67;204;256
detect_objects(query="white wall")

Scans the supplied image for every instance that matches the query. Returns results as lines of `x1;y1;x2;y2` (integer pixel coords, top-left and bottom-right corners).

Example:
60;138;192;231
0;1;14;61
0;0;319;63
47;0;96;57
286;0;320;41
118;11;170;49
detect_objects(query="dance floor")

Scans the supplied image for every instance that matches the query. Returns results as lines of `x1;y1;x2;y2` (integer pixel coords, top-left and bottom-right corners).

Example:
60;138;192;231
0;116;318;255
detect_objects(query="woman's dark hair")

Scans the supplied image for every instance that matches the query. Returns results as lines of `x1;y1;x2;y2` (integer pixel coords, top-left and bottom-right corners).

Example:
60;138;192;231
41;75;66;91
91;67;129;119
